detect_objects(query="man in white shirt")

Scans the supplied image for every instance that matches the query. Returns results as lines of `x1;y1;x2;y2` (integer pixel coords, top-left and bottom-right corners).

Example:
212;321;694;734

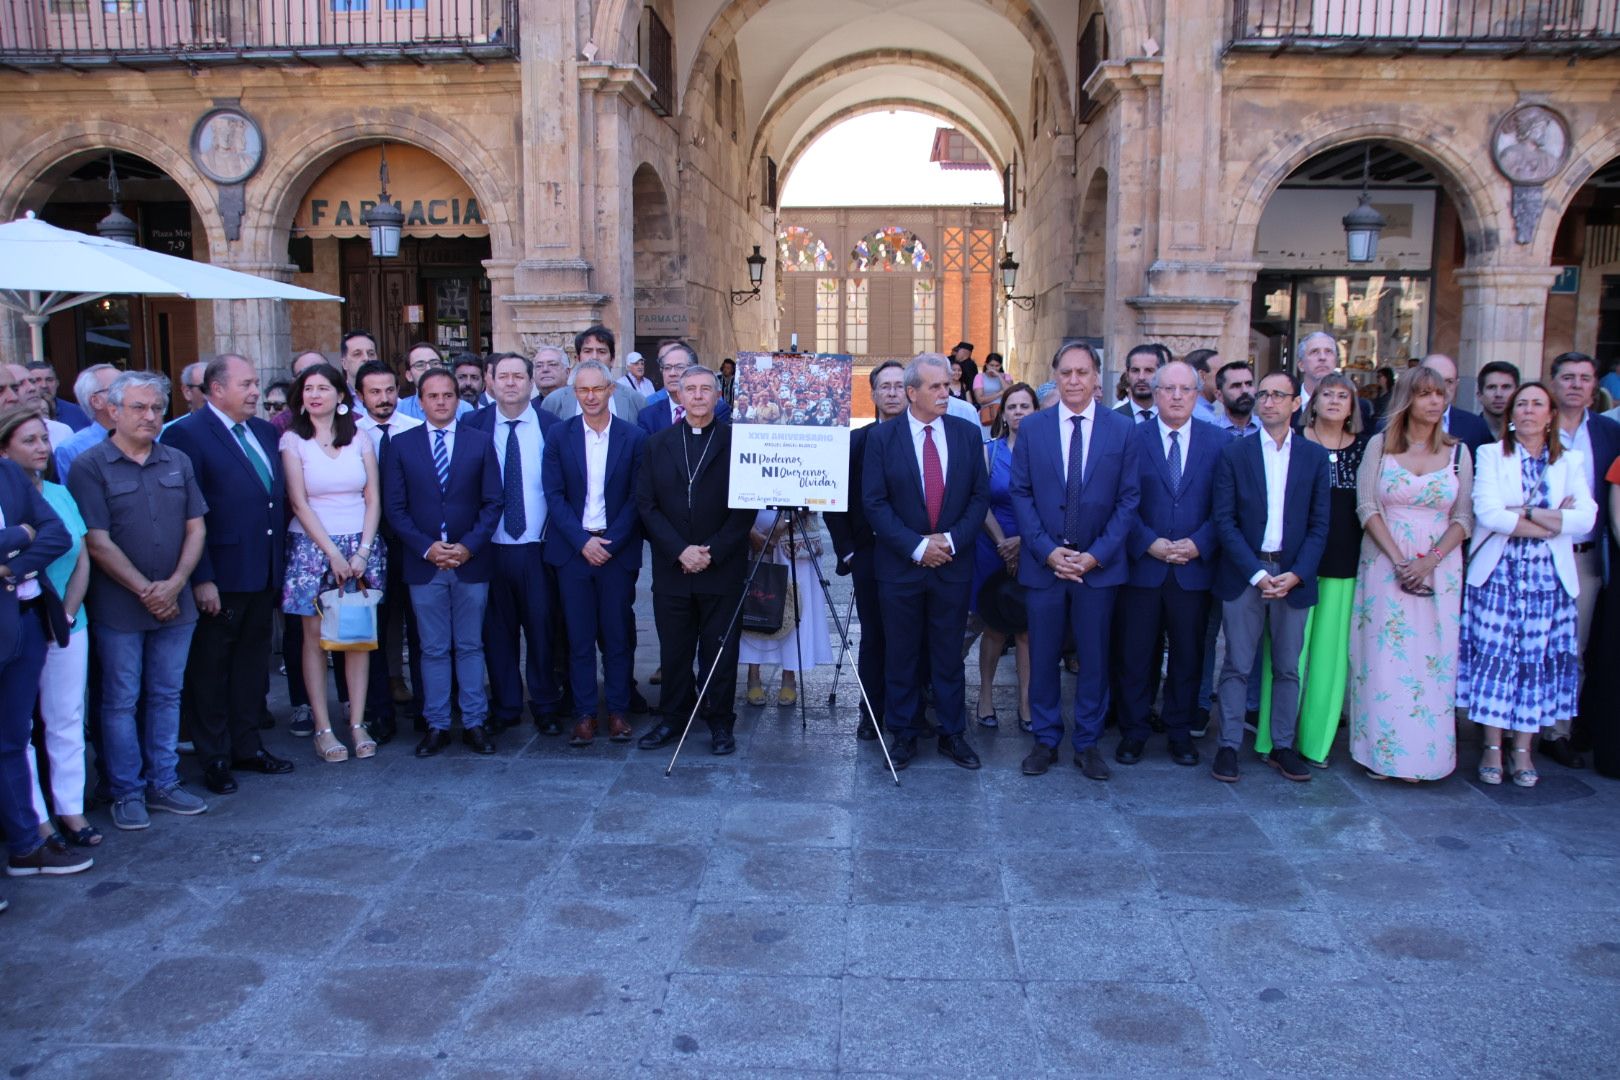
1114;344;1164;424
618;351;654;398
480;353;565;735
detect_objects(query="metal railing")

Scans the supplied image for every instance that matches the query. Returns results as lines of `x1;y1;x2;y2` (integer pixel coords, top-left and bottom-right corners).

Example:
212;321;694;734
1233;0;1620;46
0;0;517;64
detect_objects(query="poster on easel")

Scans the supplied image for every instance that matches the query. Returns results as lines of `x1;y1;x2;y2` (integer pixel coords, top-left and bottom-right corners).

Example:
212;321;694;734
727;351;853;511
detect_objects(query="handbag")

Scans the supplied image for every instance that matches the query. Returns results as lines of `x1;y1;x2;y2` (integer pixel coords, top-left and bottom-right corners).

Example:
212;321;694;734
317;576;382;652
740;561;792;636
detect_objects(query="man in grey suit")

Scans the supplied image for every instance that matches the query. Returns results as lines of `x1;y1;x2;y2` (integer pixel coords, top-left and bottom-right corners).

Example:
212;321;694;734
541;326;646;421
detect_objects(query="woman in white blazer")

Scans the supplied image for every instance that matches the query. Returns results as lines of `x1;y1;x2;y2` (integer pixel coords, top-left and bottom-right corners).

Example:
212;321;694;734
1461;382;1597;788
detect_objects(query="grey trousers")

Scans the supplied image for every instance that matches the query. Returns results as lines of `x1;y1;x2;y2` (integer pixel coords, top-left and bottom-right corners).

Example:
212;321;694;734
1217;584;1310;752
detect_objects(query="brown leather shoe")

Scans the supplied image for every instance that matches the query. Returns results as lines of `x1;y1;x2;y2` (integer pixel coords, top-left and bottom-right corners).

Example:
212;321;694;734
568;716;597;747
606;714;633;742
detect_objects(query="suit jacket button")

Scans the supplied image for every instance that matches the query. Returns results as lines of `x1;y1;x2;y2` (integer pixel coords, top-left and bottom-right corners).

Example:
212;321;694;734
266;529;274;536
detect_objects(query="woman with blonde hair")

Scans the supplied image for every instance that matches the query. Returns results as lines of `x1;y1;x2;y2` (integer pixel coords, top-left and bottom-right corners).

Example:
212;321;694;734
1348;365;1473;781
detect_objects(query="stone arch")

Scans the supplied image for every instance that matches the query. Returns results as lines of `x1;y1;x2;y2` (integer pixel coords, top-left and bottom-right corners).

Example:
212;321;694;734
1226;119;1501;266
0;120;228;256
1534;123;1620;266
682;0;1077;137
245;113;520;270
632;161;685;328
746;49;1026;171
777;99;1008;198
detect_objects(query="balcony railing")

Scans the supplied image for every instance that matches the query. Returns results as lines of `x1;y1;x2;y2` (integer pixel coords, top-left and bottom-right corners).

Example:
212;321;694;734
1232;0;1620;51
0;0;517;66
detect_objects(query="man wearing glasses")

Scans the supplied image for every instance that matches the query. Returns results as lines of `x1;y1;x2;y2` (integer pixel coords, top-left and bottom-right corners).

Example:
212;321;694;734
395;341;473;423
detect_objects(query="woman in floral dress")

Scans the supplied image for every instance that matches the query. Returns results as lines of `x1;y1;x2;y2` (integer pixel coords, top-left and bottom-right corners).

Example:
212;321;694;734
1348;366;1473;781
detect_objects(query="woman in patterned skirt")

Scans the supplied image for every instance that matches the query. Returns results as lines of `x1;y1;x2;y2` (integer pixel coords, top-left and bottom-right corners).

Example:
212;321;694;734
1348;366;1473;781
1459;382;1596;788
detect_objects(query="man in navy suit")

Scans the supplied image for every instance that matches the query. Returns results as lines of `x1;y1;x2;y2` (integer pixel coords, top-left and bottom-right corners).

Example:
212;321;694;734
463;353;564;736
1118;360;1231;768
826;360;907;741
543;360;646;745
0;457;77;883
636;342;731;435
1415;354;1493;457
1550;350;1620;767
1010;343;1139;780
1210;370;1331;784
862;353;990;770
162;355;296;794
382;368;504;758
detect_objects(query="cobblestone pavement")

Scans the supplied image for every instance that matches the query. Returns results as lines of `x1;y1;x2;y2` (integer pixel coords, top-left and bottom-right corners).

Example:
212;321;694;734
3;563;1619;1078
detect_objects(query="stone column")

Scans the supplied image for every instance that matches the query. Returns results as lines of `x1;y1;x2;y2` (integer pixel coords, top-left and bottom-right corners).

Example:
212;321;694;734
208;259;296;386
1455;265;1561;382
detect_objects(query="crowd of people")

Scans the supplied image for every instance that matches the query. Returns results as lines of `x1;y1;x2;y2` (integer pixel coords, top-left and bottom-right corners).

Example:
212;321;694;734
0;328;1615;916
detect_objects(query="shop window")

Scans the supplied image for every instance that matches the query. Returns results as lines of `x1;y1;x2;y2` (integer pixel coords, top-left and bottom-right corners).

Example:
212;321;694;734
1252;272;1431;386
850;227;930;273
913;279;936;353
779;226;836;272
385;0;426;10
845;279;870;355
815;278;840;352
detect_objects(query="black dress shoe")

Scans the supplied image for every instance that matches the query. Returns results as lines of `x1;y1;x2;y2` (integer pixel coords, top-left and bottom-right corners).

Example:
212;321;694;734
856;714;878;741
462;726;497;755
628;686;651;715
203;758;237;795
1211;746;1239;782
637;721;679;750
1115;738;1145;765
230;748;296;775
368;717;396;746
1541;737;1585;769
887;735;917;770
415;729;452;758
937;733;980;769
1021;743;1059;776
1074;746;1111;781
1168;740;1199;767
535;713;564;737
1263;745;1312;782
710;728;736;756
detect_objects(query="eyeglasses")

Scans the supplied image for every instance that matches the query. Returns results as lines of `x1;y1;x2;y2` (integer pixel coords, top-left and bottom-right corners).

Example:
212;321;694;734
1254;389;1296;402
185;383;204;392
263;400;287;412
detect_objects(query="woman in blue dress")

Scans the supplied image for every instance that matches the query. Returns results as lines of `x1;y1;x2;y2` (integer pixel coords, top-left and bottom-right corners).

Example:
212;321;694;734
972;383;1037;731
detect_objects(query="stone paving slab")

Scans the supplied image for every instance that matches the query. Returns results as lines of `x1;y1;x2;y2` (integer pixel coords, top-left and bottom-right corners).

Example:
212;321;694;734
3;561;1620;1077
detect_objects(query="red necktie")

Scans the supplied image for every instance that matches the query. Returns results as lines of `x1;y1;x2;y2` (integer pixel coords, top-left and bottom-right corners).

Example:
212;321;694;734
922;424;944;530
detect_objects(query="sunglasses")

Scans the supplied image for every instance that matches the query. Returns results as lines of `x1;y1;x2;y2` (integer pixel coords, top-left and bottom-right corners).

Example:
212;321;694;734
263;400;287;412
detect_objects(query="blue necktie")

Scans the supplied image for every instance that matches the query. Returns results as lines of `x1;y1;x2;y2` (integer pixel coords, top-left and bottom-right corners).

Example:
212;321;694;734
432;428;450;490
1062;415;1084;544
502;419;526;538
1167;429;1183;493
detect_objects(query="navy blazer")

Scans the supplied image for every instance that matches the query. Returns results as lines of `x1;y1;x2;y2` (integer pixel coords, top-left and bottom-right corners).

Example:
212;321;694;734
1211;432;1332;608
541;415;646;575
1580;411;1620;558
463;399;560;440
0;459;70;656
1126;418;1231;591
636;395;731;437
56;399;91;431
825;422;878;572
861;411;988;584
1009;404;1140;589
162;409;285;595
381;422;503;585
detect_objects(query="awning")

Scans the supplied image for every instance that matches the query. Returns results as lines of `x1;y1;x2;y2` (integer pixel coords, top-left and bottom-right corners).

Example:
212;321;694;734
294;144;488;241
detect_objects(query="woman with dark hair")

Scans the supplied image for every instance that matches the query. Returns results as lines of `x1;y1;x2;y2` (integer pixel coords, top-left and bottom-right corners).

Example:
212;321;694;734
974;354;1008;427
1372;366;1397;417
1459;382;1594;788
971;382;1038;731
280;364;384;764
0;408;96;848
1349;365;1473;781
948;359;971;403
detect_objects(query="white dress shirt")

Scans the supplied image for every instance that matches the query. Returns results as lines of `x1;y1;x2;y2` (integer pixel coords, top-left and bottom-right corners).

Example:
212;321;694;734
1057;399;1097;482
582;419;612;531
1558;411;1600;545
44;418;74;455
423;419;458;466
207;402;272;474
0;497;40;600
906;408;954;563
1253;428;1292;583
1126;402;1157;424
1157;417;1191;462
491;408;545;545
356;410;423;453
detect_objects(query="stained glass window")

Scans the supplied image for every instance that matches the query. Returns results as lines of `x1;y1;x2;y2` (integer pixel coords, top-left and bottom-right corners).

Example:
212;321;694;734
850;227;930;273
778;226;837;272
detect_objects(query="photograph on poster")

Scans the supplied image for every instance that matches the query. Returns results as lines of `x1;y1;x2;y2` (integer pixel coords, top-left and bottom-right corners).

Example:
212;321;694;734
728;351;853;512
732;351;854;427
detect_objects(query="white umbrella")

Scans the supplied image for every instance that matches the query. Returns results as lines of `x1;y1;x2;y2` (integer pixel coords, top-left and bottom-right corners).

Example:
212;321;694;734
0;211;341;365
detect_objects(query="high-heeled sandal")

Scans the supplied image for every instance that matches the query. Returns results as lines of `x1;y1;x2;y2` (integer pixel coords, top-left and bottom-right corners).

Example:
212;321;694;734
313;727;349;763
350;723;377;760
1477;744;1503;785
1510;746;1538;788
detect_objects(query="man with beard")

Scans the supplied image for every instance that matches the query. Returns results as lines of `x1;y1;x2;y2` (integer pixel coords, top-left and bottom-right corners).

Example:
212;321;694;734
1214;362;1260;438
1477;361;1521;441
453;354;486;408
1115;344;1166;424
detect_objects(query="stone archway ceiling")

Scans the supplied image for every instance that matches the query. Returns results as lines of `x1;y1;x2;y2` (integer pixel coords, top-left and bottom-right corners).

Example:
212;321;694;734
683;0;1070;172
1284;143;1437;187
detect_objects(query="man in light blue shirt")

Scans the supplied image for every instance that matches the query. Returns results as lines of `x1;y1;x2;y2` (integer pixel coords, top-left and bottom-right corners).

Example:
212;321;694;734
395;342;474;422
54;364;120;480
1211;362;1260;438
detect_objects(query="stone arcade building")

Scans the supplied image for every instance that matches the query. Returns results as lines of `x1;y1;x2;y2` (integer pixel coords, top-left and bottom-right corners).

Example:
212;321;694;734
1;1;1617;399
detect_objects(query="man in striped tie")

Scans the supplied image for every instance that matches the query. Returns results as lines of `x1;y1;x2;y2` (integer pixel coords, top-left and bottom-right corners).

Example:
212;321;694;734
861;354;990;771
382;369;504;758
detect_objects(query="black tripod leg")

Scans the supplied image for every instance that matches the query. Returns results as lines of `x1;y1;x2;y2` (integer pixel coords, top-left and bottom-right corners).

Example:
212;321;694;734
809;550;899;785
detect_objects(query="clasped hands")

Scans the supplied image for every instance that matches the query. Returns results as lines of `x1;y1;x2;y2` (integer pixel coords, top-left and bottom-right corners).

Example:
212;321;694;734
1045;546;1096;583
1147;538;1200;565
426;541;471;571
918;534;953;569
141;577;184;621
679;544;712;573
1254;571;1301;600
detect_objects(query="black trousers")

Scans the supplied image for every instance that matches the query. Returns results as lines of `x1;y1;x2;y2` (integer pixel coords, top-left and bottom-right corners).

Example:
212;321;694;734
850;555;886;724
367;537;422;721
653;589;742;732
186;587;275;762
1117;578;1210;743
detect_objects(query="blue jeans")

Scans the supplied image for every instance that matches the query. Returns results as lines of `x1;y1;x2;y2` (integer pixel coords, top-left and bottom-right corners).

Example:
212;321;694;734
409;570;490;731
97;620;196;800
0;607;48;857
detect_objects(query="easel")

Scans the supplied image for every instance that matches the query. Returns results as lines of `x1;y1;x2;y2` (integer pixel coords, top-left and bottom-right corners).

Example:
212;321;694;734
665;505;899;785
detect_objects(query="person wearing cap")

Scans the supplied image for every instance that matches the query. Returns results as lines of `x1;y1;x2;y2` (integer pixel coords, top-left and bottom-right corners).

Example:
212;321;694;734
618;352;654;398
